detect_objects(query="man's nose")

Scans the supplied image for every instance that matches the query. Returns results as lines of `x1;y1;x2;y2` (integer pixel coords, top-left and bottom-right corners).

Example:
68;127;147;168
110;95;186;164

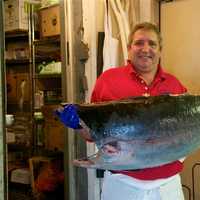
142;42;150;51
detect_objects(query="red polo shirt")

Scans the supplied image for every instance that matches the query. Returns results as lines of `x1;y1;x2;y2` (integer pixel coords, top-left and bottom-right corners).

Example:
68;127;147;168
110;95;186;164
91;62;187;180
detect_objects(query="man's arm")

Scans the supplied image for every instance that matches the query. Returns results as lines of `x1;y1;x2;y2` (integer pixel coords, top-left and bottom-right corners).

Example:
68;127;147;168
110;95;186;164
77;119;93;141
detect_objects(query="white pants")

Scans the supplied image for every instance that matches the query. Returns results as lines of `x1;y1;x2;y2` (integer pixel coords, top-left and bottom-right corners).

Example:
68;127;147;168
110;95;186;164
101;171;185;200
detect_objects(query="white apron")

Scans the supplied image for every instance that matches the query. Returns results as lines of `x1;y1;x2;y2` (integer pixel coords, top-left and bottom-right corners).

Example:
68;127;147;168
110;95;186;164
101;171;185;200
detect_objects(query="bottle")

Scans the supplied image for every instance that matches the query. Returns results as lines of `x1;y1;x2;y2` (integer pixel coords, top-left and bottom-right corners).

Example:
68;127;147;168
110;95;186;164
34;112;45;147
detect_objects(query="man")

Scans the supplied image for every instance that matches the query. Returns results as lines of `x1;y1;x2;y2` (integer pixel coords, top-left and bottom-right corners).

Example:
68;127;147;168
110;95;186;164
57;22;187;200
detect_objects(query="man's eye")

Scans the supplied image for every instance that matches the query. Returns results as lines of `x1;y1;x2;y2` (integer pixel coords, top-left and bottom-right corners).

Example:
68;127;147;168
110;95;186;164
133;41;144;46
132;40;158;49
149;41;157;48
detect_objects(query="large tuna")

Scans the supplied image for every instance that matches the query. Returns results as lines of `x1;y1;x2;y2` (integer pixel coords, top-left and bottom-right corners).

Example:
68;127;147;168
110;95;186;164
63;95;200;170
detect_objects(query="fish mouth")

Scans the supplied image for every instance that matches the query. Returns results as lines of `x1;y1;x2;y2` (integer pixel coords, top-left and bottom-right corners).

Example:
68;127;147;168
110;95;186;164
73;141;135;169
73;142;122;168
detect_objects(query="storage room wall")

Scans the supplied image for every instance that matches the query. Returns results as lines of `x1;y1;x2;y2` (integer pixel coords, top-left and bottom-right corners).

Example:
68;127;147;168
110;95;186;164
161;1;200;200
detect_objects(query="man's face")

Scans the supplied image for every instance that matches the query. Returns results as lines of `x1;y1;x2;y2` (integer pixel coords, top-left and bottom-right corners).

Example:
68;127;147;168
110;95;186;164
128;29;161;74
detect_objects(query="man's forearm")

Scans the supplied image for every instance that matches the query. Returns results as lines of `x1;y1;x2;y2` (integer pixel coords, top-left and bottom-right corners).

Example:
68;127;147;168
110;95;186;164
76;119;93;142
77;128;93;141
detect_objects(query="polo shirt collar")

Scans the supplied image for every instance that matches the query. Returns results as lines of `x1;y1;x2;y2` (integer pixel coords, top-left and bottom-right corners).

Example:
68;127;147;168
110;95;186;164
156;64;167;81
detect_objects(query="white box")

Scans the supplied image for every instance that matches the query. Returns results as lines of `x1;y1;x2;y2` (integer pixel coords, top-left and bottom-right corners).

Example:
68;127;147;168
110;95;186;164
41;0;59;8
4;0;28;32
6;131;16;143
11;168;31;184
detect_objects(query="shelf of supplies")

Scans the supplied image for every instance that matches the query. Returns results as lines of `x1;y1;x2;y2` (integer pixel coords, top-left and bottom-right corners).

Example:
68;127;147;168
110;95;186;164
34;37;60;55
7;101;31;106
33;36;61;61
5;30;28;39
6;59;31;64
33;35;60;46
35;56;60;63
5;30;39;40
5;58;53;65
33;147;64;157
6;102;31;113
7;143;32;152
44;100;62;105
35;73;61;79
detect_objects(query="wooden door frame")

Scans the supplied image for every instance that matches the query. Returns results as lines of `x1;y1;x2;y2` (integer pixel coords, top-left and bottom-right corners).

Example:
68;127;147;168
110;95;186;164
0;1;8;200
60;0;88;200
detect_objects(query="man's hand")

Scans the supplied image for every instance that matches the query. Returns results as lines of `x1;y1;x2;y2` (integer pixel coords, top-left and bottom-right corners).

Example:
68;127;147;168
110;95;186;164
55;105;92;141
55;104;82;129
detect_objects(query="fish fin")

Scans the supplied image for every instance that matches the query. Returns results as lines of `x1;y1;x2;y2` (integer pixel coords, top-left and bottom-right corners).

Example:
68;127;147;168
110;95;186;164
73;153;99;168
73;159;95;168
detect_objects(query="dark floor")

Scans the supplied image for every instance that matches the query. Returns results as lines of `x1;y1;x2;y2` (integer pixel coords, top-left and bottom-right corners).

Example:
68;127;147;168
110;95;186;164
8;182;64;200
9;192;35;200
9;188;35;200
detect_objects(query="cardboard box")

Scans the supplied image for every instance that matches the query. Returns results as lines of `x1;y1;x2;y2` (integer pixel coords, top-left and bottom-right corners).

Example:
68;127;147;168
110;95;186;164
6;72;17;101
44;120;64;151
11;168;31;184
39;4;60;38
6;41;29;59
4;0;28;32
6;72;30;102
29;156;51;192
39;105;64;151
41;0;59;8
16;73;30;102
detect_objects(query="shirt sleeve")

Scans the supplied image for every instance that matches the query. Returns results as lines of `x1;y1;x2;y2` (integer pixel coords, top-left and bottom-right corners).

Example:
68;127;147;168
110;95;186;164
90;74;105;103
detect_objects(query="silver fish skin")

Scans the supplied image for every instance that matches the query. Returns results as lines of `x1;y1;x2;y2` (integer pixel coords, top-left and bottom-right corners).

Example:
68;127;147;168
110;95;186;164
66;95;200;170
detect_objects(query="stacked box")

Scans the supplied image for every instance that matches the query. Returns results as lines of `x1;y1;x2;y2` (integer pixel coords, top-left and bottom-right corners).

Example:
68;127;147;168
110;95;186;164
39;4;60;37
4;0;28;32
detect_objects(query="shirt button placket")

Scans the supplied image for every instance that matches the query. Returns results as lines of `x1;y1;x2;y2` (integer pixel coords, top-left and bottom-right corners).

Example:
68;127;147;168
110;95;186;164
144;86;150;97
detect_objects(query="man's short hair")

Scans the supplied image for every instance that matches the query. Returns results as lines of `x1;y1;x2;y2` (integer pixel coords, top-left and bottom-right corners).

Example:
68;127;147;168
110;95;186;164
128;22;162;49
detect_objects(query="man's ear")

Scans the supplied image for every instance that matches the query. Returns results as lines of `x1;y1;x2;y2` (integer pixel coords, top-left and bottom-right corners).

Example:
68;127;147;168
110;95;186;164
127;44;131;51
127;45;132;60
